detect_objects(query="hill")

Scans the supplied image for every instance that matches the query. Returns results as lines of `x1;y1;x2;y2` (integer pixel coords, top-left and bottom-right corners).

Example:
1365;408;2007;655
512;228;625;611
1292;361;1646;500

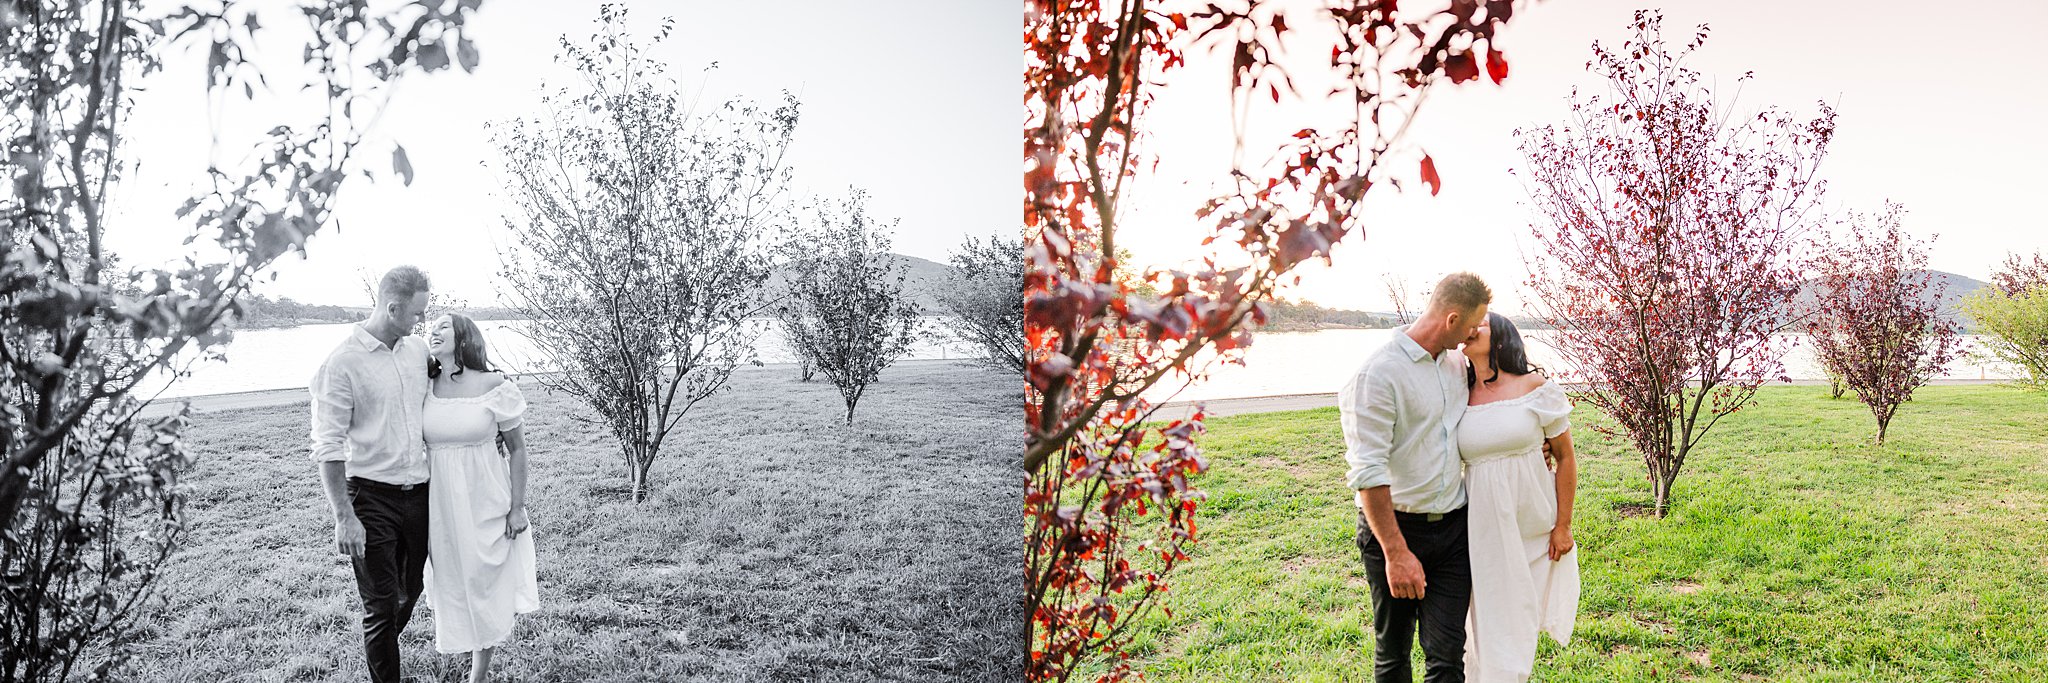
1791;269;1986;328
766;253;959;314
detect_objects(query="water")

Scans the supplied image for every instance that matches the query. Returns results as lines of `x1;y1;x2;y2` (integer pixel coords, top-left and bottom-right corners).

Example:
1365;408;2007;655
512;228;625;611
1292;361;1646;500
1142;328;2023;403
145;318;985;399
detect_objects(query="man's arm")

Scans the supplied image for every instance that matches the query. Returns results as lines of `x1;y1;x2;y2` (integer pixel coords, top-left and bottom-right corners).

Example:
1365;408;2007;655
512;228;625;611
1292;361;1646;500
309;362;363;558
1338;367;1426;599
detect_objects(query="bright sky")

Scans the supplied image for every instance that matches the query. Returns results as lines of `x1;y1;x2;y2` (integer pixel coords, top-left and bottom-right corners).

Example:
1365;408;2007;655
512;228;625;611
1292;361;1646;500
108;0;1012;307
1120;0;2048;315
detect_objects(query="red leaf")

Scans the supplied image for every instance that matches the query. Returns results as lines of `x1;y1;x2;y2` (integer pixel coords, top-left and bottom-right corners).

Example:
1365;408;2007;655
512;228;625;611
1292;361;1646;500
1485;46;1509;84
1445;51;1479;84
1419;154;1442;196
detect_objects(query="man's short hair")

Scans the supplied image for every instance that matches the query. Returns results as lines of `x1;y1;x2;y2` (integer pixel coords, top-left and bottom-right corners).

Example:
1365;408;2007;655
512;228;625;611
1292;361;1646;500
1426;271;1491;315
378;265;431;304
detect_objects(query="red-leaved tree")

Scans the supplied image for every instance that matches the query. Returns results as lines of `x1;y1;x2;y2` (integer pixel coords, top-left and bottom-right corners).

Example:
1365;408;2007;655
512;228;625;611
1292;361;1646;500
1024;1;1527;679
1989;251;2048;296
1807;202;1964;443
1519;10;1833;517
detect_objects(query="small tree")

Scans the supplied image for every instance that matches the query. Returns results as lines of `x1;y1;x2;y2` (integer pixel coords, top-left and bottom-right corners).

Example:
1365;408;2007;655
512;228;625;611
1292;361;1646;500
1960;251;2048;390
1;0;477;678
1822;363;1847;399
776;190;923;424
1807;203;1964;443
1519;11;1833;516
937;233;1025;374
1382;273;1415;325
494;5;792;502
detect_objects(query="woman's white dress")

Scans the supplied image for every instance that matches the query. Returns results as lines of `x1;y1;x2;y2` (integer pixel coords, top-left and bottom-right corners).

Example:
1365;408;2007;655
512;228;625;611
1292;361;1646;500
1459;378;1580;682
424;380;540;653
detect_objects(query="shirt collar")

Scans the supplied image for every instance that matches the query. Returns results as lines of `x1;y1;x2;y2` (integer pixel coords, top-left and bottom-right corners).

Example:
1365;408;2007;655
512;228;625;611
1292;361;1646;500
352;323;395;352
1392;324;1437;363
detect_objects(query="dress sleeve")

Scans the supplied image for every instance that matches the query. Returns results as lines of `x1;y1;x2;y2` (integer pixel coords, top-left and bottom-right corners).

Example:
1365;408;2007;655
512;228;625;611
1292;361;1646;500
487;380;527;431
1532;379;1572;439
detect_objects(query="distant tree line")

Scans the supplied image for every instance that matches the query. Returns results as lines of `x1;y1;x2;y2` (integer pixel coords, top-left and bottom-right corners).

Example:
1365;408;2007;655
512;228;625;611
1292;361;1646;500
1259;298;1395;330
230;292;528;330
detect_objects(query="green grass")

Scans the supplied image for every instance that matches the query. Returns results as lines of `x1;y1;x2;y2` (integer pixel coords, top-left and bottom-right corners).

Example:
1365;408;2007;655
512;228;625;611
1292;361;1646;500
112;362;1022;682
1104;385;2048;682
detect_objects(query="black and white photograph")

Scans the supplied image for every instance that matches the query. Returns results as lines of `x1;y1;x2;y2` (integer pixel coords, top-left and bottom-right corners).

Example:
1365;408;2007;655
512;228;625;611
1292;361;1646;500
1;1;1019;681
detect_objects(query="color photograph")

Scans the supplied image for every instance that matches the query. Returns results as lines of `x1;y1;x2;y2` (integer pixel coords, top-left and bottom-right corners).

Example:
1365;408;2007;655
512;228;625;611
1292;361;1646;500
1025;1;2048;681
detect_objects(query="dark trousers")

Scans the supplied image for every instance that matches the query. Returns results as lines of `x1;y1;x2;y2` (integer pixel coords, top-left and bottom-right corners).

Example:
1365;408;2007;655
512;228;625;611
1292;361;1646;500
1356;507;1472;683
347;478;430;683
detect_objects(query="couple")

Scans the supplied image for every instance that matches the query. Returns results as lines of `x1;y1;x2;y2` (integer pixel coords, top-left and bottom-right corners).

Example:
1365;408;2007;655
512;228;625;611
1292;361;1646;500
308;266;541;683
1339;272;1581;683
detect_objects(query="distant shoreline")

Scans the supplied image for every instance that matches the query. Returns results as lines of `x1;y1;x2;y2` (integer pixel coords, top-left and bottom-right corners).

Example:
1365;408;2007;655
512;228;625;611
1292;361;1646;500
1153;378;2017;421
138;358;991;416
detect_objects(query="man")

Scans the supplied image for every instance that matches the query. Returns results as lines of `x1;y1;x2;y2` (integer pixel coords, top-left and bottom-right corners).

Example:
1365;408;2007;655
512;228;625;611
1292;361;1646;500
310;266;432;683
1339;272;1491;683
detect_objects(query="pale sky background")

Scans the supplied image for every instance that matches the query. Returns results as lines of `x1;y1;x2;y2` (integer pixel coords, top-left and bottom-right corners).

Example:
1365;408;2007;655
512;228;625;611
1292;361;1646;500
108;0;1012;307
1120;0;2048;315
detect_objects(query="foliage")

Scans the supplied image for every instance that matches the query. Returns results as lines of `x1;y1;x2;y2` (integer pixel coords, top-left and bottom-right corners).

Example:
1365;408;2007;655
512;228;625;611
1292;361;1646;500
230;293;358;328
0;0;477;678
937;232;1026;374
1988;251;2048;296
1023;0;1526;679
493;4;791;503
1518;10;1833;517
1259;296;1392;331
1962;250;2048;390
1960;287;2048;392
774;190;924;425
1806;203;1963;442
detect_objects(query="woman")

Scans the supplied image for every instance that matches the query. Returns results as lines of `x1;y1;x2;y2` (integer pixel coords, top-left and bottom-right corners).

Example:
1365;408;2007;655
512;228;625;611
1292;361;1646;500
423;313;540;682
1457;312;1579;682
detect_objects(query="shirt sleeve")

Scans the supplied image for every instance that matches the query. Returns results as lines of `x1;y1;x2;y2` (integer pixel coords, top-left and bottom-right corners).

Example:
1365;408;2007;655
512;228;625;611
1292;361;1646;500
1338;365;1399;491
1533;379;1572;439
309;359;353;463
486;380;527;431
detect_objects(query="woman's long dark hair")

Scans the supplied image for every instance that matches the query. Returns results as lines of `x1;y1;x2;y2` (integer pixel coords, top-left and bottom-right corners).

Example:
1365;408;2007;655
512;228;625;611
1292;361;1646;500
428;313;498;380
1469;311;1540;388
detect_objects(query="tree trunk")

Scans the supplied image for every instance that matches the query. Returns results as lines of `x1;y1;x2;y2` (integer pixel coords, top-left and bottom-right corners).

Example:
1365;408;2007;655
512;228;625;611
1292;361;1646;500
1652;467;1674;518
1828;377;1844;399
1876;417;1890;445
628;449;655;503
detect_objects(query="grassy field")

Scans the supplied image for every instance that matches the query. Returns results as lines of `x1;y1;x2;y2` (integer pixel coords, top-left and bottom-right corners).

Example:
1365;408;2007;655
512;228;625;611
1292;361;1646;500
1103;385;2048;682
112;361;1022;682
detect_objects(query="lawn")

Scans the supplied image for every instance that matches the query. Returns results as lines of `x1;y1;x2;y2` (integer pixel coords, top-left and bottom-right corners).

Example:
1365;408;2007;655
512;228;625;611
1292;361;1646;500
111;361;1023;682
1104;385;2048;682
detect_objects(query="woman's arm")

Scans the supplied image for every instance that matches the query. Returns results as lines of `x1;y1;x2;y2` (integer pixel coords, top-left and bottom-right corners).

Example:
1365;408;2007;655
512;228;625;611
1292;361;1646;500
502;425;530;536
1546;429;1577;561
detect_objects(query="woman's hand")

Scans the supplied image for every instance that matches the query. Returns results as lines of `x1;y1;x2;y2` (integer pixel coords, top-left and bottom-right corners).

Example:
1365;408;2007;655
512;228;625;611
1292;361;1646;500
506;506;530;539
1548;525;1574;561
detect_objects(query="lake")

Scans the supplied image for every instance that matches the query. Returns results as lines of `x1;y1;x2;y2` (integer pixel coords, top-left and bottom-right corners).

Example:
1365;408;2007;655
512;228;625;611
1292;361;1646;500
144;318;987;399
1141;328;2023;403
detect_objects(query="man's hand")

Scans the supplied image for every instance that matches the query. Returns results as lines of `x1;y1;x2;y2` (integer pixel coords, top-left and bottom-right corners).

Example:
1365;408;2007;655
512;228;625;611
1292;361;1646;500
335;515;366;559
505;506;530;539
1385;548;1428;599
1542;439;1556;471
